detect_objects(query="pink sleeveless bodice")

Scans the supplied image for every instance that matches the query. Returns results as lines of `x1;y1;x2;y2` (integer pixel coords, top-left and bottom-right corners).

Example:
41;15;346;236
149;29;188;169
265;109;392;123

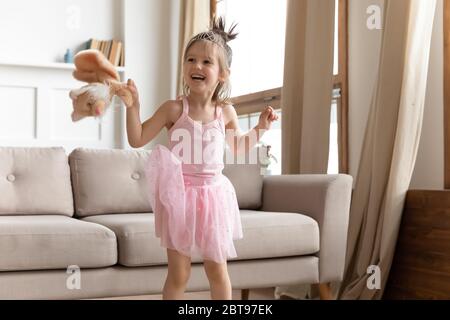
167;97;225;178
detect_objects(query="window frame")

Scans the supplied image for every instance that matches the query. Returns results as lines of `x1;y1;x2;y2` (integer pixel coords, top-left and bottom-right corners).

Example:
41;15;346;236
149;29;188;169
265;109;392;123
231;87;282;116
210;0;217;21
211;0;349;174
334;0;349;174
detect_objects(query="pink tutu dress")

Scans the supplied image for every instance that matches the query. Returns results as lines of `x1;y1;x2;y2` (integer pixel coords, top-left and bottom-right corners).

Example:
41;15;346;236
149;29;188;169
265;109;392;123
145;97;243;264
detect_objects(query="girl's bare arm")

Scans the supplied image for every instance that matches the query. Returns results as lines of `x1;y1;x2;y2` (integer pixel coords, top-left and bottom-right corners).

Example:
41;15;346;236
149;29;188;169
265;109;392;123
127;102;172;148
124;79;173;148
224;105;278;155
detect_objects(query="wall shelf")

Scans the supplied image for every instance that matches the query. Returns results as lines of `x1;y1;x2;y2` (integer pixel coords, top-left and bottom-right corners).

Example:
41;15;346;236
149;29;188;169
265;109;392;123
0;60;125;73
0;0;128;150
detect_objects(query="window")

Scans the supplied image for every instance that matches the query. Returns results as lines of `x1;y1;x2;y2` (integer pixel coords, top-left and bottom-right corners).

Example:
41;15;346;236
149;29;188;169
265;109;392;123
333;0;349;174
215;0;284;174
237;110;282;174
213;0;348;175
216;0;287;97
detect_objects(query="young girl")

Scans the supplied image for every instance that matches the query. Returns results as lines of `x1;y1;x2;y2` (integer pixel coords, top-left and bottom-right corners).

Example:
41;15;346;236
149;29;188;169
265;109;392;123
123;17;278;300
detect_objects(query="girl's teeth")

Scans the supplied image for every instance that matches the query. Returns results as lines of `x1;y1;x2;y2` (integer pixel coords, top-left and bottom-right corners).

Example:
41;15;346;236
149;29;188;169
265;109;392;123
192;74;205;80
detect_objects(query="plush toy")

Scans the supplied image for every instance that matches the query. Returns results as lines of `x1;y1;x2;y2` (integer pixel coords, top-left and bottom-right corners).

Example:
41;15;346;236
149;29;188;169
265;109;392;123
69;49;133;122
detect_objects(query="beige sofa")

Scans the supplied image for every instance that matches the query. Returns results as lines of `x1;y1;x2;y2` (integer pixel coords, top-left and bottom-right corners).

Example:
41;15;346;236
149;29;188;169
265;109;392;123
0;146;352;299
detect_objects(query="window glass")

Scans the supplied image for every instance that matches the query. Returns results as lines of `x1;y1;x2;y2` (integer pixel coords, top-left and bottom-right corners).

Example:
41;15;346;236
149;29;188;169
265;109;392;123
217;0;287;96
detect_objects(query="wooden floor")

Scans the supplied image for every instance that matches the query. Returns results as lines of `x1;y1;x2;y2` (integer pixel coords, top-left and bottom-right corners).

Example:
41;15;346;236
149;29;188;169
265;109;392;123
97;287;281;300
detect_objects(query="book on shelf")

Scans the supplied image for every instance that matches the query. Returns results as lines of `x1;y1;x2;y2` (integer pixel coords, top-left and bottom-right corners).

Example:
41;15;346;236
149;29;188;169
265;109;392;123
87;38;124;67
109;40;122;67
119;42;125;67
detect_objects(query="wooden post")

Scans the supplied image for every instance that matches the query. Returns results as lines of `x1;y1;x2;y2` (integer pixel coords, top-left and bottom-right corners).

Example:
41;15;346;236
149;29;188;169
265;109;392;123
337;0;349;174
311;283;333;300
241;289;249;300
210;0;217;21
318;283;333;300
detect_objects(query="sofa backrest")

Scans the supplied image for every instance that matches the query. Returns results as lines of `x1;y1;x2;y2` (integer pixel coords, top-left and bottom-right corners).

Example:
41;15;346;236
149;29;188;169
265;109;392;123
69;148;152;217
0;147;74;216
223;149;264;210
70;147;264;217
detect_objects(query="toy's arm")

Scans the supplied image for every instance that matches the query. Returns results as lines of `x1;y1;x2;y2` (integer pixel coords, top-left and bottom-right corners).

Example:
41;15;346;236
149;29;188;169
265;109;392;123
108;80;133;107
73;49;119;83
73;70;101;84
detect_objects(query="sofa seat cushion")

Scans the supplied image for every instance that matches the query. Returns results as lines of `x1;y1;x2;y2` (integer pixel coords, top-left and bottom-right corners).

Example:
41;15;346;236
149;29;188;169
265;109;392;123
82;210;319;267
0;215;117;271
236;210;320;259
82;213;165;267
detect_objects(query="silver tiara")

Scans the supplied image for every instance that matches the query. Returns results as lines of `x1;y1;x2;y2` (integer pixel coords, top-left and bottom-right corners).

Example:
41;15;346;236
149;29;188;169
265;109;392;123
186;31;232;67
188;31;225;47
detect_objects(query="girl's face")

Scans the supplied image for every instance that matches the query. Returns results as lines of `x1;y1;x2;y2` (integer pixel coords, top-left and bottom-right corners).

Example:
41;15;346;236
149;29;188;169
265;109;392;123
183;41;226;97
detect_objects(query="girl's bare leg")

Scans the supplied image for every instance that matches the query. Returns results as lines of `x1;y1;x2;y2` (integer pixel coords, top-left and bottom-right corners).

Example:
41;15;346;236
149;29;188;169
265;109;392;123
163;248;191;300
203;259;232;300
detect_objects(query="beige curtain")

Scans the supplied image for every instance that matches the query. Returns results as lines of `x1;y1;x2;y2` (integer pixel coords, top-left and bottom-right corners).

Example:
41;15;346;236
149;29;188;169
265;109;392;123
339;0;436;299
275;0;335;300
177;0;211;96
281;0;335;175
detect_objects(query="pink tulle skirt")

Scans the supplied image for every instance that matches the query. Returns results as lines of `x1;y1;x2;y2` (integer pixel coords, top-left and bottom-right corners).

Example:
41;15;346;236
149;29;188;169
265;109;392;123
145;144;243;264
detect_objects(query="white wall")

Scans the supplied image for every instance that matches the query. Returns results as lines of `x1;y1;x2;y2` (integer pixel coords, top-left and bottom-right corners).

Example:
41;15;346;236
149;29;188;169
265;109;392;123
348;0;444;189
409;0;444;189
0;0;122;63
123;0;180;149
0;0;181;151
0;0;126;152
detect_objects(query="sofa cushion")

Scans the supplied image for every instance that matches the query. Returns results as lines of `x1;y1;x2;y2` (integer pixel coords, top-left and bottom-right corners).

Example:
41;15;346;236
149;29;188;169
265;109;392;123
82;210;319;266
82;213;166;266
0;147;74;216
223;148;264;209
235;210;320;259
0;215;117;271
69;148;152;217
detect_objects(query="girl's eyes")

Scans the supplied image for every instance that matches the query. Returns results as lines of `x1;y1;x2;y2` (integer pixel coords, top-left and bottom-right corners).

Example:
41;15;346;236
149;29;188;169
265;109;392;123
186;58;213;64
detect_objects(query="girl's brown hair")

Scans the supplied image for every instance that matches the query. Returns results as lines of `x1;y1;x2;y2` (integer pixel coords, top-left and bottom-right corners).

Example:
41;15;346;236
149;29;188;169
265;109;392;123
182;17;238;105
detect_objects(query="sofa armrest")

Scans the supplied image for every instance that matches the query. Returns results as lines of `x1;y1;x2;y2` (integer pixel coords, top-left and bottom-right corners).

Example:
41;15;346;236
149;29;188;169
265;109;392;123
261;174;353;283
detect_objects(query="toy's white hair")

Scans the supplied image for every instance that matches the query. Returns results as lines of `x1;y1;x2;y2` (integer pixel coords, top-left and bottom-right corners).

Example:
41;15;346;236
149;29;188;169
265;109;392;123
70;83;111;105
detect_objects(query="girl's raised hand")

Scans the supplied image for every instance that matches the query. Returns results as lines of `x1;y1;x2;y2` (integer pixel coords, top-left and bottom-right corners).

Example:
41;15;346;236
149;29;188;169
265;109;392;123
257;106;279;130
124;79;140;108
110;79;139;108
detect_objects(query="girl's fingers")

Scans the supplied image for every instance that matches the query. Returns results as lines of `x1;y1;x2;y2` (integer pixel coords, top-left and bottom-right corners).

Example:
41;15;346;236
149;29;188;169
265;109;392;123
125;80;138;95
261;106;278;123
269;111;278;121
127;79;137;89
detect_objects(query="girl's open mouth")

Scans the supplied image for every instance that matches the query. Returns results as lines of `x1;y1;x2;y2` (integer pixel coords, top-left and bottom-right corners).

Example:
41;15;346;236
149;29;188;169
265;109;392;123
191;74;206;81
